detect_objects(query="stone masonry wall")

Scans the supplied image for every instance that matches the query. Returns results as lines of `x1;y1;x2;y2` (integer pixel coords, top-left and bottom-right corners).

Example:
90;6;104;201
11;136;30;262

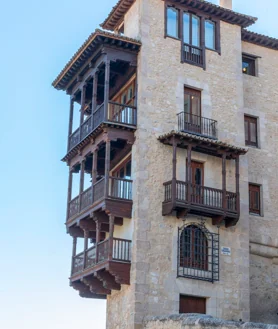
106;0;253;328
144;314;278;329
242;41;278;324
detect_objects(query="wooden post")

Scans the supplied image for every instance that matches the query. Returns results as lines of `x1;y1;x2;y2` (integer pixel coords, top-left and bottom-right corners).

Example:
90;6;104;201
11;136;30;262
71;237;77;275
108;215;115;261
105;139;111;198
235;155;240;214
95;221;101;263
68;98;74;150
104;60;110;121
172;137;177;204
187;145;192;203
91;71;99;128
83;230;89;270
79;161;85;212
66;169;73;220
222;153;227;210
80;84;87;125
92;149;98;184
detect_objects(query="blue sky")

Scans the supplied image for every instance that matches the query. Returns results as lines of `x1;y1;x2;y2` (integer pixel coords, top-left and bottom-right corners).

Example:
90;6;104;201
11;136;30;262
0;1;277;328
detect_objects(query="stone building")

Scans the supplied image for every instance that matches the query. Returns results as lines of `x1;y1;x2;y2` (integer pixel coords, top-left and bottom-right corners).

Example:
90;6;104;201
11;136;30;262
52;0;278;328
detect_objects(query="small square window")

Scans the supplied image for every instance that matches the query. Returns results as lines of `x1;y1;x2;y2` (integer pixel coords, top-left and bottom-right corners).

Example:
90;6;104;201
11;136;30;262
249;184;261;215
242;55;256;76
244;115;258;147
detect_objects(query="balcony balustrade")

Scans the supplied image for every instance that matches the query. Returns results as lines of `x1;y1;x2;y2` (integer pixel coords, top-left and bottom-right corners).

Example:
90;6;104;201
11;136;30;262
68;176;133;221
163;180;238;218
184;43;204;67
72;238;132;276
177;112;218;139
68;101;137;151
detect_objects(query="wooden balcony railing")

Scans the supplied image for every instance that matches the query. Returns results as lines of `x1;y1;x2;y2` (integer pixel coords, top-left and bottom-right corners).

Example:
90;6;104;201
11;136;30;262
163;180;238;213
68;101;137;152
68;177;133;221
71;238;132;276
177;112;218;139
184;43;204;66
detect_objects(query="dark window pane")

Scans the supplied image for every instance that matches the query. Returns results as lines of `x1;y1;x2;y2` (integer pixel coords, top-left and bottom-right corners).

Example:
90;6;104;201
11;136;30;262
205;20;216;49
245;115;258;147
249;184;261;215
183;12;190;44
242;55;256;76
167;7;179;38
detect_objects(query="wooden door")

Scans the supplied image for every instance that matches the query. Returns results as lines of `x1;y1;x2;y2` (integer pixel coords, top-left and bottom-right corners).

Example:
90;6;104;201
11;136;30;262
184;87;201;134
180;295;206;314
191;161;204;204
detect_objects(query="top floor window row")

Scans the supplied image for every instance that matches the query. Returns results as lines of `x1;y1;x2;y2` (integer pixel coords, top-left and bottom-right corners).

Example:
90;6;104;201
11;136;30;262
166;6;219;53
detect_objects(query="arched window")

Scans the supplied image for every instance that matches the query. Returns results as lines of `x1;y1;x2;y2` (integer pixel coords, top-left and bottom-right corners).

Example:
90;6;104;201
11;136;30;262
179;225;208;271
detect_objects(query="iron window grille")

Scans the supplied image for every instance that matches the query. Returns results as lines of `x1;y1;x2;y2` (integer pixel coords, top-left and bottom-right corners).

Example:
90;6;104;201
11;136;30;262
178;224;219;283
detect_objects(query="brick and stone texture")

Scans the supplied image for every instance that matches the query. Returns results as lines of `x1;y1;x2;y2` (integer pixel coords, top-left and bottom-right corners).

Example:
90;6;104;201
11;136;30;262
106;0;278;328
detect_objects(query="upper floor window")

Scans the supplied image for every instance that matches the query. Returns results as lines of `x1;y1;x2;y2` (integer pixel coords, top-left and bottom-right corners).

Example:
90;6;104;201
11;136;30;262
183;13;201;47
244;115;258;147
249;184;261;215
166;7;179;38
205;20;216;50
178;225;219;282
242;54;256;76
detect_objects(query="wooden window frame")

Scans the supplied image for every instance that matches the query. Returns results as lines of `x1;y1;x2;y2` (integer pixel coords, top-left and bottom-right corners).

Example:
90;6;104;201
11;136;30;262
164;2;221;68
244;115;258;147
242;54;257;77
249;183;261;215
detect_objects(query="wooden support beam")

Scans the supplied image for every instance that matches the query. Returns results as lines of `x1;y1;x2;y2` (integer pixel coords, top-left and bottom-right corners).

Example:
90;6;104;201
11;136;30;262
105;139;111;198
71;237;77;275
95;221;101;263
222;153;227;210
67;98;74;150
82;276;111;295
108;215;115;261
96;271;121;291
66;169;73;220
104;60;111;121
92;149;98;184
91;71;99;128
79;161;85;212
80;84;87;125
83;230;89;270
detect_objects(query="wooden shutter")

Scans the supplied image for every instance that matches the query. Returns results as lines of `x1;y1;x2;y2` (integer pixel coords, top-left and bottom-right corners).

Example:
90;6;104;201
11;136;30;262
249;184;260;214
180;295;206;314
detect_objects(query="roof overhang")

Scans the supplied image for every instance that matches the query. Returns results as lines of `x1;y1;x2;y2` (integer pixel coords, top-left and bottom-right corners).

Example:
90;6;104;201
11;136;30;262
242;29;278;50
52;29;141;91
158;131;248;159
101;0;257;31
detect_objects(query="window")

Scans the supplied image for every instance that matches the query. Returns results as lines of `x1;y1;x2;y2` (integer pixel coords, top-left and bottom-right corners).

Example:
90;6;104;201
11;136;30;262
166;7;179;38
242;54;256;76
249;184;261;215
205;20;216;50
180;295;206;314
244;115;258;147
178;225;219;282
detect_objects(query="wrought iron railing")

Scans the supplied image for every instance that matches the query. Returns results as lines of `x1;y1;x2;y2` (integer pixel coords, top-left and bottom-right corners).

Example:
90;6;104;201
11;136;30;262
68;101;137;152
177;112;218;139
109;177;133;200
71;238;132;276
164;180;238;213
184;43;203;66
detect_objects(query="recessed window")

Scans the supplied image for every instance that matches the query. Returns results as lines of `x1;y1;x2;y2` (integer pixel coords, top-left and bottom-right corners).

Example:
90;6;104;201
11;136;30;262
249;184;261;215
244;115;258;147
242;55;256;76
178;225;219;282
205;20;216;50
180;295;206;314
166;7;179;39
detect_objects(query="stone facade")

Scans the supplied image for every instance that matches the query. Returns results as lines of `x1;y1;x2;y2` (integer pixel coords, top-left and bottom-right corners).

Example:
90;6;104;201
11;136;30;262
105;0;278;328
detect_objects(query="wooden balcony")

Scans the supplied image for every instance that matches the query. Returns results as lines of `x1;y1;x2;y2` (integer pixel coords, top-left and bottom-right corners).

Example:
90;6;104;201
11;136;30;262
68;101;137;152
67;176;133;226
163;180;239;225
70;238;131;299
177;112;218;139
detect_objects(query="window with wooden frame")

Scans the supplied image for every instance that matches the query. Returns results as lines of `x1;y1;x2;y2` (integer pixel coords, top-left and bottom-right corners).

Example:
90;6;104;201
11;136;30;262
244;115;258;147
111;156;132;200
249;184;261;215
242;54;256;76
165;4;220;68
